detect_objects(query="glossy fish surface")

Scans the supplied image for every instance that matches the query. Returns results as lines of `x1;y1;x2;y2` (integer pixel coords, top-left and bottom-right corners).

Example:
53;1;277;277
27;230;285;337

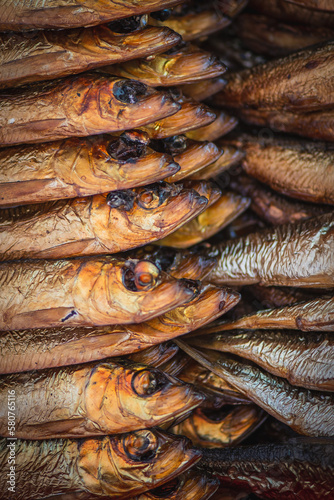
0;182;208;260
0;360;203;438
181;77;227;102
190;330;334;390
0;257;197;331
206;214;334;287
189;144;245;181
0;0;184;31
0;429;201;499
0;24;181;89
177;341;334;436
185;110;238;142
0;133;179;207
0;74;180;146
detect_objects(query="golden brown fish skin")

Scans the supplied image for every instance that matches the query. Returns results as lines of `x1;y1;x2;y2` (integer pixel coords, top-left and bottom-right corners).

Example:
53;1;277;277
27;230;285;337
0;429;201;500
0;74;180;146
0;284;236;374
0;182;208;260
197;438;334;500
235;13;334;57
177;341;334;436
214;42;334;113
230;174;329;225
250;0;334;27
159;350;191;378
0;133;180;207
172;404;265;448
207;213;334;287
248;284;315;308
0;360;204;439
158;193;250;248
189;144;245;181
207;296;334;332
0;25;181;90
148;7;230;41
107;44;226;87
189;330;334;391
185;110;238;142
181;77;227;102
231;136;334;205
0;257;197;331
286;0;334;12
0;0;184;31
128;342;179;368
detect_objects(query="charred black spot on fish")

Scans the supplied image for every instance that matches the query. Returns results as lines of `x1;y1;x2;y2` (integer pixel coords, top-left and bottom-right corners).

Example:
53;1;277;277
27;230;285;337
180;279;201;299
151;135;188;155
122;266;137;292
61;310;77;322
107;15;143;33
150;9;172;21
165;41;187;55
107;190;135;210
113;80;148;104
305;60;320;70
150;477;180;497
132;369;169;397
107;135;146;163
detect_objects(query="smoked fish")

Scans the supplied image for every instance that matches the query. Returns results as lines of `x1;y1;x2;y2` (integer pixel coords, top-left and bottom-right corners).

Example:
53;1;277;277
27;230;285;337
286;0;334;12
0;182;208;260
189;144;245;181
206;213;334;287
181;77;227;102
217;0;249;18
172;405;265;448
0;24;181;89
0;429;201;500
0;74;180;146
185;110;238;142
0;360;203;438
0;257;198;331
214;42;334;113
108;44;226;86
0;132;180;207
197;438;334;500
248;284;313;308
0;0;184;31
177;341;334;436
189;330;334;391
208;296;334;332
0;283;239;373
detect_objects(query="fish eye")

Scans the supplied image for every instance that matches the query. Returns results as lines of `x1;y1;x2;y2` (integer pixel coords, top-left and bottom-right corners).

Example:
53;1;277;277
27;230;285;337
150;9;172;21
107;15;143;33
107;190;135;210
123;430;158;462
137;183;171;209
113;80;148;104
132;369;168;397
133;261;159;290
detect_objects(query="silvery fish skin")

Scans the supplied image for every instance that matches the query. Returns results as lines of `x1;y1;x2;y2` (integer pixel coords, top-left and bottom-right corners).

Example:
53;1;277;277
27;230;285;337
181;77;227;102
148;5;230;42
230;174;329;225
206;214;334;287
107;44;226;87
0;360;203;438
177;341;334;436
0;133;179;207
0;284;239;373
0;182;208;260
208;296;334;332
0;429;201;500
0;0;184;30
0;24;181;89
236;13;334;57
230;135;334;205
172;404;265;448
214;42;334;113
185;110;238;142
189;144;245;181
0;257;197;331
158;193;250;248
197;438;334;500
0;74;180;146
189;330;334;391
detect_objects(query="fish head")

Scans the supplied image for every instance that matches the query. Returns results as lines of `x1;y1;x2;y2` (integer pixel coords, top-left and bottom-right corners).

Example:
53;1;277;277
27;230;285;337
89;181;207;251
78;429;202;497
84;361;204;432
129;341;179;367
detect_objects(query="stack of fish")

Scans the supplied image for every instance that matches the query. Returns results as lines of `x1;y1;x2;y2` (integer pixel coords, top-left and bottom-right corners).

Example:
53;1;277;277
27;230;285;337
0;0;333;499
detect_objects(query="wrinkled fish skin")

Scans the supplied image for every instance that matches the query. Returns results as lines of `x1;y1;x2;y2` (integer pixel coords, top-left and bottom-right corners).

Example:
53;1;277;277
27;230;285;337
177;341;334;436
0;0;184;31
197;438;334;500
189;330;334;391
0;74;180;146
0;183;208;260
0;429;201;500
0;257;197;331
0;360;203;438
0;25;181;89
207;214;334;287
